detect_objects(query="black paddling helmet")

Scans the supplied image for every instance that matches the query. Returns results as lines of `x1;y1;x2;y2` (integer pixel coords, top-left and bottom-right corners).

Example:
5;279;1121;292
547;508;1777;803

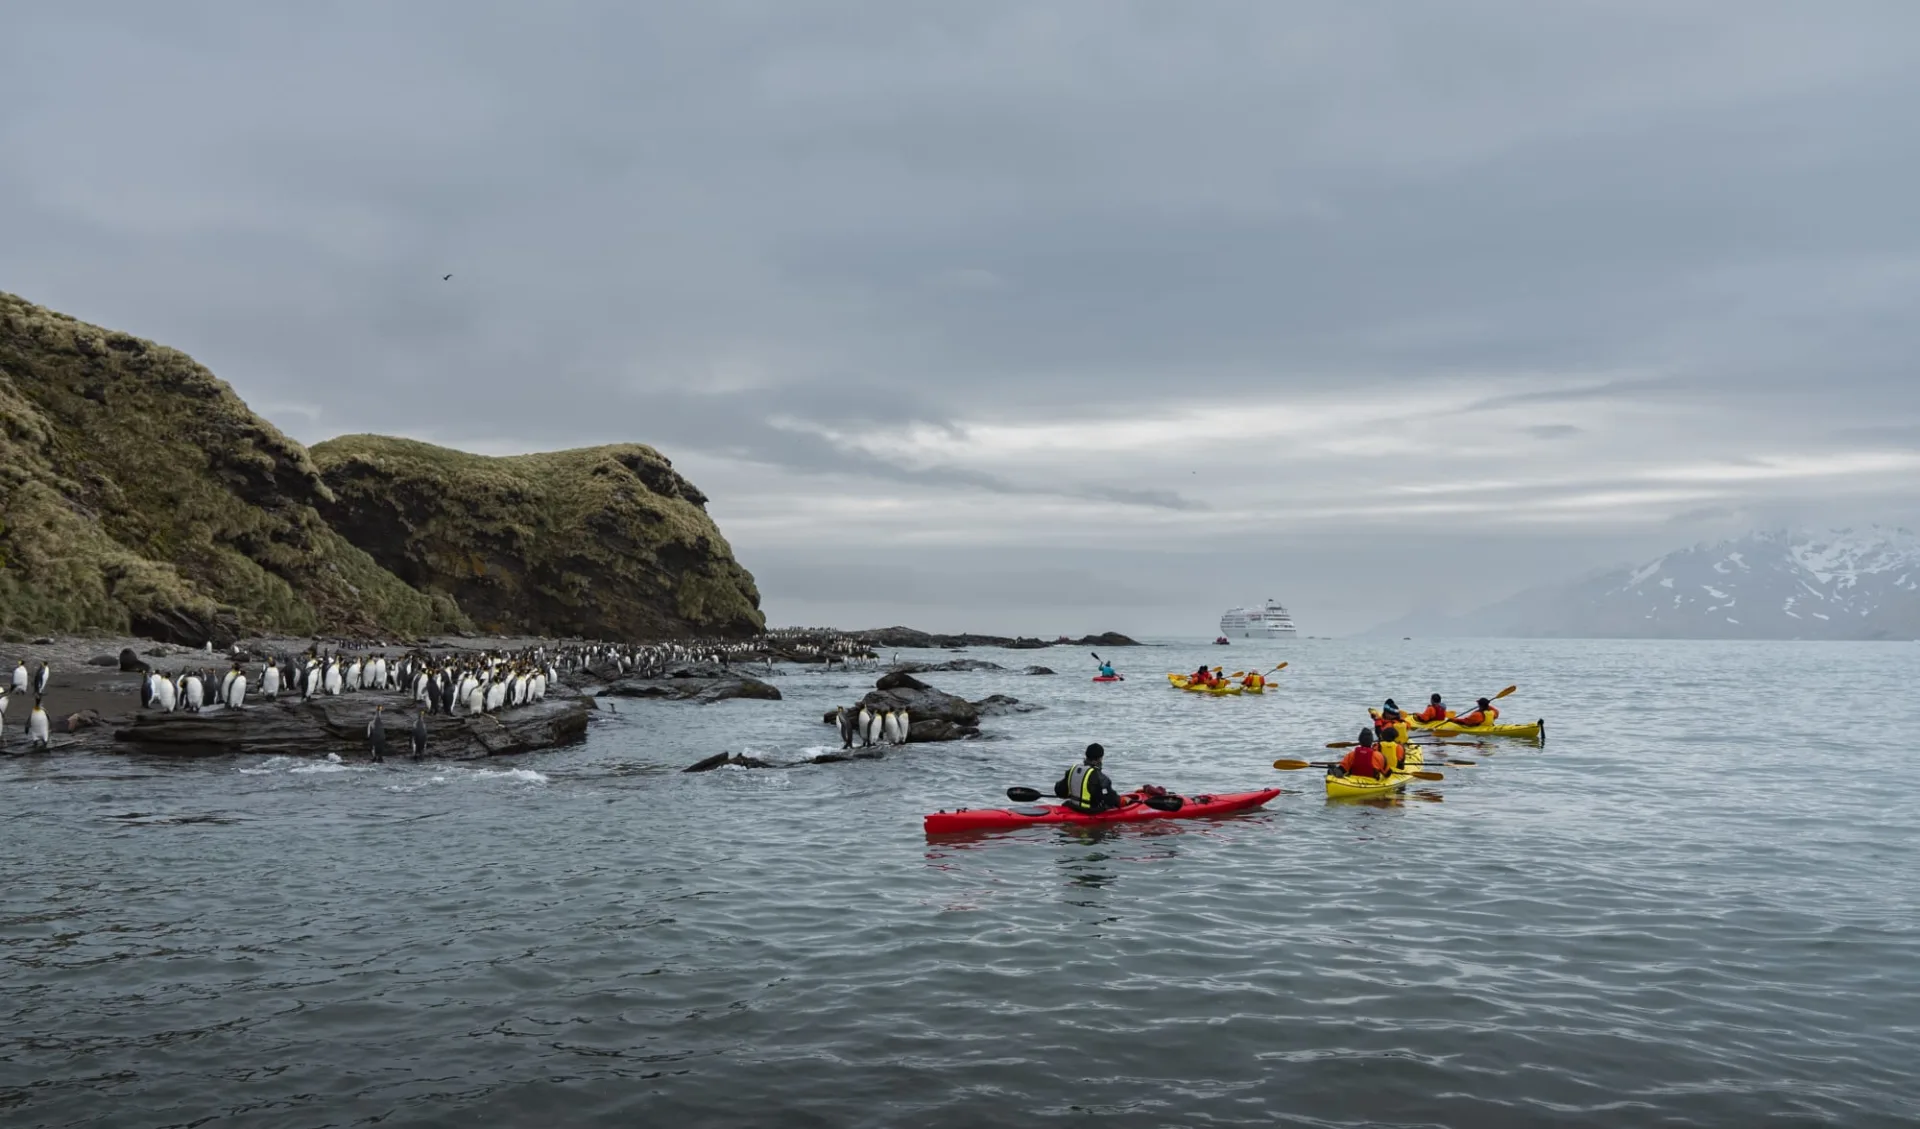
1430;693;1443;704
1358;728;1376;746
1085;743;1105;761
1477;697;1491;708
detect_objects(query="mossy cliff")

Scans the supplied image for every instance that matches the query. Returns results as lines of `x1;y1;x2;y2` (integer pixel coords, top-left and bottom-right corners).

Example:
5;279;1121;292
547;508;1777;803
0;292;466;643
0;292;762;643
308;435;763;639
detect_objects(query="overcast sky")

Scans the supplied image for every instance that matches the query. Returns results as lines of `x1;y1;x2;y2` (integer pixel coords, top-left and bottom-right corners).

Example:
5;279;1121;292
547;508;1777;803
6;2;1919;635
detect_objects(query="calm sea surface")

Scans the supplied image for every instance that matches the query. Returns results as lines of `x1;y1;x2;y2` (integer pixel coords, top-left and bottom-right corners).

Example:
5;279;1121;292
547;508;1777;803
4;638;1917;1128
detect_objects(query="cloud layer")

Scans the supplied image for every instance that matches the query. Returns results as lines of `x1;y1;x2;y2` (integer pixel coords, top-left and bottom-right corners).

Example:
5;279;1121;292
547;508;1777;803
6;2;1918;633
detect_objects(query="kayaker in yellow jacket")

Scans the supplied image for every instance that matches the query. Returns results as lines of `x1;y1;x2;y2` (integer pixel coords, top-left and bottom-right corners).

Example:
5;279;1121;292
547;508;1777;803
1452;698;1499;727
1241;670;1264;690
1054;743;1121;813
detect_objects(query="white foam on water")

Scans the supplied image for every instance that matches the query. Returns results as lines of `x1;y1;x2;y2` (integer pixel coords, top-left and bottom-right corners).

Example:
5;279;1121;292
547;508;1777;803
291;761;373;775
465;767;549;784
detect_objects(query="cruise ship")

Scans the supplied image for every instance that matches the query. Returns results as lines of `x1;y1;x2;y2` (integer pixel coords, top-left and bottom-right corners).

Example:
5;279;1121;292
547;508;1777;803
1218;599;1298;639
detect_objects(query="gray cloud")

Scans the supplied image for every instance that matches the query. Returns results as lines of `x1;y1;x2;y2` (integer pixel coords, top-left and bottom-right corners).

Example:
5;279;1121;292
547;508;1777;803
5;2;1919;634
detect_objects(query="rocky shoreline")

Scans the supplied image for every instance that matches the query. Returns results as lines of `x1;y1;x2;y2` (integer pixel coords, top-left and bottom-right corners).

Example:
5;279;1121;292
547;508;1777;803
3;626;1094;763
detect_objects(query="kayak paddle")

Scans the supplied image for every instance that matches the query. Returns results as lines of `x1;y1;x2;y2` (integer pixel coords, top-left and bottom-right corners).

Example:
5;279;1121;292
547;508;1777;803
1327;738;1482;749
1006;786;1183;811
1271;758;1444;781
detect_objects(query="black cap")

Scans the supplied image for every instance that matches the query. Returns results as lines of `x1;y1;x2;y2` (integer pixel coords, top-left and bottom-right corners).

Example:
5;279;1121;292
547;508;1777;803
1477;698;1490;707
1358;728;1375;745
1085;743;1105;760
1430;693;1443;704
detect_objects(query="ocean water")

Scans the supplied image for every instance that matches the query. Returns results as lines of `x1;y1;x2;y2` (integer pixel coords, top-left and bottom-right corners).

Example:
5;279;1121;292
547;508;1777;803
3;638;1917;1128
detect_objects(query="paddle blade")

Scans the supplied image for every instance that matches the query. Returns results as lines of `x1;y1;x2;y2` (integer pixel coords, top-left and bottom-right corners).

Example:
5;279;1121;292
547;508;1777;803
1494;685;1517;700
1272;759;1314;770
1410;770;1445;781
1444;758;1477;766
1325;741;1356;749
1271;662;1288;672
1005;786;1043;802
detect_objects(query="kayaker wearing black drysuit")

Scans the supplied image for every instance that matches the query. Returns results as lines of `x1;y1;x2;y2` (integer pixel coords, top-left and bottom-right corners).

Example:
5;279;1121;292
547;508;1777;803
1055;743;1123;813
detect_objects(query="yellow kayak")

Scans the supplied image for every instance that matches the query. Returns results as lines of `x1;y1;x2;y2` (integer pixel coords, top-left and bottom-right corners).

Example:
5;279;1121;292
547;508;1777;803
1412;717;1544;741
1166;674;1241;695
1326;746;1425;800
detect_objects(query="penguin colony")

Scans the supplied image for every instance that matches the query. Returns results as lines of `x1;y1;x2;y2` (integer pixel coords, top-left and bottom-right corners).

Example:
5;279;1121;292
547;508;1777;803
7;628;886;756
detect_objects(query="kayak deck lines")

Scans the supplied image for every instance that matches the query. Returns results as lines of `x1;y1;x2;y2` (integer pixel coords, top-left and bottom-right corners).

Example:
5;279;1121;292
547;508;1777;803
924;788;1282;834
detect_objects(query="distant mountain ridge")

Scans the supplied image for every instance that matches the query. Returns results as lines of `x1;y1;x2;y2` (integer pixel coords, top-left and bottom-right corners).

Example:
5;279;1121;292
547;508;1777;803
1366;526;1920;640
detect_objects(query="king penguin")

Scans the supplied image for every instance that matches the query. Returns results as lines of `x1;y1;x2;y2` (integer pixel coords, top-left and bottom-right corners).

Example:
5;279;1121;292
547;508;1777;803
368;705;388;763
836;706;857;750
411;709;428;759
32;661;49;696
27;697;50;749
856;705;872;748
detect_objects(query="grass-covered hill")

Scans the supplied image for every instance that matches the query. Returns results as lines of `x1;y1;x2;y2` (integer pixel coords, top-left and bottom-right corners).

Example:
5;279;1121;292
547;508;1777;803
310;435;764;639
0;292;761;644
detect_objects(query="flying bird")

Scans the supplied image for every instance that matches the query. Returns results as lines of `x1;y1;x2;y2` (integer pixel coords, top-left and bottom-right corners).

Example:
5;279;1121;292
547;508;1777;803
442;273;452;281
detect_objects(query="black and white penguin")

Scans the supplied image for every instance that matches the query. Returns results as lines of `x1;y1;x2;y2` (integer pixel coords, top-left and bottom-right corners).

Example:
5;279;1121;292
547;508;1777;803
27;697;50;749
261;663;280;701
411;710;428;759
856;705;872;748
228;668;248;710
182;672;205;713
426;672;445;716
9;661;26;695
865;708;885;748
0;688;9;730
368;705;387;762
836;706;857;750
32;661;49;696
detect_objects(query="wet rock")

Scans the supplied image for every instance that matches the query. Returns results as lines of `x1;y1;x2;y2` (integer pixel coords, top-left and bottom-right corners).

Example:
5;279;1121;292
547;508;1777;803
875;671;929;693
1024;666;1055;675
859;681;980;739
683;751;774;772
600;675;781;703
59;709;105;733
888;659;1005;674
113;694;590;760
973;693;1040;717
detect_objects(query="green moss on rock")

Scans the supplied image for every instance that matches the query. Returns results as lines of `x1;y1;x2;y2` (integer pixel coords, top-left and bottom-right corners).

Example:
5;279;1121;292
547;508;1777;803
308;435;763;639
308;434;763;639
0;291;466;643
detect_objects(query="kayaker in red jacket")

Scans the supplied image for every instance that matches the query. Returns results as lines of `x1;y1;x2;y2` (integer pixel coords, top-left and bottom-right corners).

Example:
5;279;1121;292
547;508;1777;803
1415;694;1449;723
1452;698;1498;727
1055;743;1122;813
1338;730;1387;778
1192;664;1214;687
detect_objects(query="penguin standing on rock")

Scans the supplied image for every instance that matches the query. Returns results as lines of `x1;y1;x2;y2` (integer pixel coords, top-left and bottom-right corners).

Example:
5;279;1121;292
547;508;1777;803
261;663;280;701
33;661;49;696
856;705;872;749
836;706;857;750
411;710;428;759
0;688;9;731
27;697;50;750
368;705;388;763
10;661;25;695
228;667;248;710
865;708;885;748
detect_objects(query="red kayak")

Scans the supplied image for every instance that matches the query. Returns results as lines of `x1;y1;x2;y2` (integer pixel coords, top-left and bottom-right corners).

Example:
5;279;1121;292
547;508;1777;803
1091;674;1124;682
924;788;1281;834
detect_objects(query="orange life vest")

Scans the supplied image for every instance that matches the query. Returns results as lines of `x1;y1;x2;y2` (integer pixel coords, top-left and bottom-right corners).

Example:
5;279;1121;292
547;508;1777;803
1416;704;1448;723
1455;705;1497;727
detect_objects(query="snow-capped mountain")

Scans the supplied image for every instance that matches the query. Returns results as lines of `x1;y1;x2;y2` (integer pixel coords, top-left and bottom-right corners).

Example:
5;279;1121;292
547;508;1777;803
1367;526;1920;640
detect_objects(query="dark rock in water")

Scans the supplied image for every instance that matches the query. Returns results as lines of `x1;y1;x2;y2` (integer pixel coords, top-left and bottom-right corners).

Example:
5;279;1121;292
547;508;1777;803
889;659;1005;674
118;647;151;672
972;693;1040;717
1003;637;1054;650
600;676;780;703
809;750;887;765
60;709;105;733
88;654;119;667
683;750;773;772
1024;666;1055;675
1078;632;1139;646
112;695;590;760
859;682;979;738
875;671;929;693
